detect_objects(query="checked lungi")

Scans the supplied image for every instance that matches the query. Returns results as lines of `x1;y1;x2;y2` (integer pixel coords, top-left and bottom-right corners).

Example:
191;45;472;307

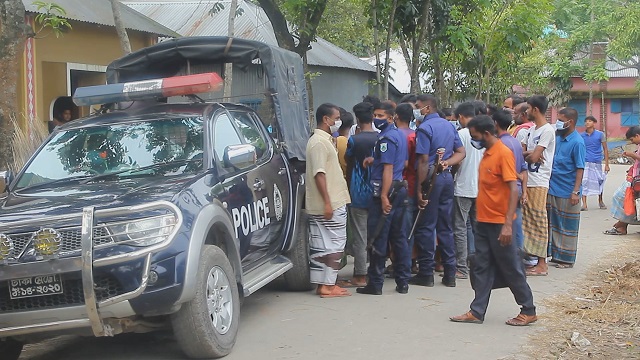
308;206;347;285
522;187;549;258
547;195;581;264
581;162;606;196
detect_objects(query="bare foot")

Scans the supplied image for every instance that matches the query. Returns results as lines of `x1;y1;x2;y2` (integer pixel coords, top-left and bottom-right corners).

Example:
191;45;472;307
318;285;351;298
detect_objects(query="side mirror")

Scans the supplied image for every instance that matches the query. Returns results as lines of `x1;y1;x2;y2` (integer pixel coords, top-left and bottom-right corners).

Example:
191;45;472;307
223;144;257;170
0;171;14;193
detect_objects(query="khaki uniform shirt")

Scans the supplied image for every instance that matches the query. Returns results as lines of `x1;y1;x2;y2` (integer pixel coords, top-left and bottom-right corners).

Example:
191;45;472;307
306;129;351;215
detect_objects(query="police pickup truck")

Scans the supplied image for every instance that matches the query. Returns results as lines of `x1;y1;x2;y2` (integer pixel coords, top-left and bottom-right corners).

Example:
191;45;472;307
0;37;312;359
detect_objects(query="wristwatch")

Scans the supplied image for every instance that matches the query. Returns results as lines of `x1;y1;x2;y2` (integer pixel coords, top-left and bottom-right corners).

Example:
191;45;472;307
572;190;580;195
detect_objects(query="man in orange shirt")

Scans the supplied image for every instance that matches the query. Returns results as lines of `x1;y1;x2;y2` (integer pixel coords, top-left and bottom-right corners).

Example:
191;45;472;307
450;115;537;326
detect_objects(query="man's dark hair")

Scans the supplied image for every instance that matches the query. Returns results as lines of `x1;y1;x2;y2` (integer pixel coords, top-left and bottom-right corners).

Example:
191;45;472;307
468;115;495;134
353;102;374;124
400;94;417;104
492;109;513;131
507;95;525;106
375;101;395;117
395;103;414;123
316;103;339;125
442;108;453;118
472;100;487;115
454;102;475;118
527;95;549;114
626;126;640;139
585;115;597;123
363;94;382;108
340;111;355;131
416;94;438;109
558;107;578;122
487;104;498;116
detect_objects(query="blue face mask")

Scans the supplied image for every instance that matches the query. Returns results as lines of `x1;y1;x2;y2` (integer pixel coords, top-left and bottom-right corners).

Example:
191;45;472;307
413;109;425;122
373;118;388;130
470;138;485;150
555;120;568;133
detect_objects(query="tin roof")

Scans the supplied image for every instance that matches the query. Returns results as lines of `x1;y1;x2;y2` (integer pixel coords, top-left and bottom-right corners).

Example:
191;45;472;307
24;0;179;37
603;59;639;78
124;0;375;72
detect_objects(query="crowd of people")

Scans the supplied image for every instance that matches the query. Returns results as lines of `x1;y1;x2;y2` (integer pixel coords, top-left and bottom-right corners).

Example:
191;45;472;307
304;92;630;325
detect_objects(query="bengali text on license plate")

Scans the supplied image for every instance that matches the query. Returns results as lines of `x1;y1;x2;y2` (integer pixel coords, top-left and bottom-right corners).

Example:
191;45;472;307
9;275;64;299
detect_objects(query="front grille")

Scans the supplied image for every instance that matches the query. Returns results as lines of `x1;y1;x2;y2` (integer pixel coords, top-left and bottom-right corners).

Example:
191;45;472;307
8;227;113;257
0;274;125;312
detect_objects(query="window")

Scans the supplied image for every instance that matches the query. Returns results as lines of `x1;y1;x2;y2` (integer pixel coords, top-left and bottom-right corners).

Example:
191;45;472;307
213;113;243;166
611;98;640;126
230;111;269;161
568;99;587;126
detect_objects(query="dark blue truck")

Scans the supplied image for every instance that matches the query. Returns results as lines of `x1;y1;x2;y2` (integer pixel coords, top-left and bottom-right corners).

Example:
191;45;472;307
0;37;312;359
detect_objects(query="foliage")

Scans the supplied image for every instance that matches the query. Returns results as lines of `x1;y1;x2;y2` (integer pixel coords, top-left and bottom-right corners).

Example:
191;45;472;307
208;1;245;18
10;116;49;173
32;1;71;38
316;0;374;57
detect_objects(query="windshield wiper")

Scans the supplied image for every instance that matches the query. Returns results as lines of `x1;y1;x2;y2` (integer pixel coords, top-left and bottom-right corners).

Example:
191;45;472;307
79;159;201;184
14;175;94;193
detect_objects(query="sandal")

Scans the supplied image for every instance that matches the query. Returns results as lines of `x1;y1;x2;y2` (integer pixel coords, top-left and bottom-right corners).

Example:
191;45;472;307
553;262;573;269
526;268;548;276
599;203;607;210
505;313;537;326
603;228;626;235
580;207;588;211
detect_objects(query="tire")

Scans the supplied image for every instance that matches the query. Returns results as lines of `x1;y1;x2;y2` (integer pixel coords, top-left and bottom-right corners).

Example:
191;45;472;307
0;338;23;360
284;211;313;291
171;245;240;359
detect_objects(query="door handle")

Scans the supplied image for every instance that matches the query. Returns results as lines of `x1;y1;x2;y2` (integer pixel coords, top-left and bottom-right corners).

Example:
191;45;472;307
253;178;265;191
278;167;287;175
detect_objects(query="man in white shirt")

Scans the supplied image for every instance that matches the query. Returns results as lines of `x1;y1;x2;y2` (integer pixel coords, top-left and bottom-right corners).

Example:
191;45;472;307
522;95;556;276
452;102;485;278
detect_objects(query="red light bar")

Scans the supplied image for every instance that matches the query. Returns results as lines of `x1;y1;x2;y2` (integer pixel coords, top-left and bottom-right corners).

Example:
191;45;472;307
162;73;223;97
73;72;224;106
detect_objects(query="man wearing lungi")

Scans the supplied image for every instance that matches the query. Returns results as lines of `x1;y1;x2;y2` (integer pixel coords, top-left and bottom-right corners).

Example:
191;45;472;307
548;108;585;268
580;115;609;211
411;94;466;288
450;115;537;326
522;95;556;276
306;103;352;298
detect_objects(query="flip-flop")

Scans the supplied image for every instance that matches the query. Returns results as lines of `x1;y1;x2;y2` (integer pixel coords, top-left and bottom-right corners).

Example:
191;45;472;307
526;269;548;276
319;287;351;298
553;263;574;269
603;228;625;235
599;204;607;209
580;207;588;211
335;279;367;288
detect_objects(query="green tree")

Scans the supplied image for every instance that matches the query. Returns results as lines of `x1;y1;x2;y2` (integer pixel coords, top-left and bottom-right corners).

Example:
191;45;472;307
315;0;374;57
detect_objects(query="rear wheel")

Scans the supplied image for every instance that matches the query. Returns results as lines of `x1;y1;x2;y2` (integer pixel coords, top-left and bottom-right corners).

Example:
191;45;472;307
284;211;313;291
171;245;240;359
0;338;23;360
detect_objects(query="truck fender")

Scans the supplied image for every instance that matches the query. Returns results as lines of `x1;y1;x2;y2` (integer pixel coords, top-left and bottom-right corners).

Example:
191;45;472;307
176;202;243;305
282;172;306;253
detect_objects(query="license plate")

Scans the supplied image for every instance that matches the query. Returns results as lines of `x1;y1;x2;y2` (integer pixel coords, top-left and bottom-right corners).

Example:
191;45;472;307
9;275;64;299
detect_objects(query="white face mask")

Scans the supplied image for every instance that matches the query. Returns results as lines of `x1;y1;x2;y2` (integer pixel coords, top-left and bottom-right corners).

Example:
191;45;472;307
555;120;566;131
413;109;425;122
330;120;342;134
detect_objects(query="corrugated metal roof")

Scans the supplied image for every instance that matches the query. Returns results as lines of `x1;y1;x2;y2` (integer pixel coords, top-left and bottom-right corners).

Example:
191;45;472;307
23;0;179;37
604;59;639;78
124;0;375;72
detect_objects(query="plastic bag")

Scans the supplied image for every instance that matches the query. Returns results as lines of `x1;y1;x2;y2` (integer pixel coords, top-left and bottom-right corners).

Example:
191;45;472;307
624;186;636;216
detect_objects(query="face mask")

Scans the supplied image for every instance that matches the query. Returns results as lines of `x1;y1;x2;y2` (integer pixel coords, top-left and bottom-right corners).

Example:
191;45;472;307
555;120;568;134
409;120;417;130
329;120;342;134
470;138;485;150
413;109;425;122
373;118;388;130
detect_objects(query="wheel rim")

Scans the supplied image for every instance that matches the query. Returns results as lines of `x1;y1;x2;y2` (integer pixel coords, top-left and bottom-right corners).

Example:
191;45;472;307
206;266;233;335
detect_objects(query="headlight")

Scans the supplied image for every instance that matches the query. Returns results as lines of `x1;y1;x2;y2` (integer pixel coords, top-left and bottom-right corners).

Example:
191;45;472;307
109;215;177;247
32;228;62;256
0;234;14;260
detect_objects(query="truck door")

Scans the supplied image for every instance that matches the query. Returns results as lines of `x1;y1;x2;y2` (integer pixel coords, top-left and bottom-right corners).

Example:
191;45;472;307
211;110;291;268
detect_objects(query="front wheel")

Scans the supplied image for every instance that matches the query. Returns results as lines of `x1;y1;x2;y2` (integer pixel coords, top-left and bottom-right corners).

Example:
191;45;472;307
0;338;23;360
171;245;240;359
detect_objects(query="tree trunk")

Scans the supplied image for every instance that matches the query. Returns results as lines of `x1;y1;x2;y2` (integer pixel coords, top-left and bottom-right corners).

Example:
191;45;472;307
256;0;295;50
372;0;381;97
224;0;238;101
382;0;398;100
0;0;26;170
110;0;132;54
303;54;314;128
409;0;430;94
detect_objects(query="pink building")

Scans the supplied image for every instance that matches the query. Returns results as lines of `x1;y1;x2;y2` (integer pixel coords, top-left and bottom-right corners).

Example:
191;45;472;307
549;61;639;140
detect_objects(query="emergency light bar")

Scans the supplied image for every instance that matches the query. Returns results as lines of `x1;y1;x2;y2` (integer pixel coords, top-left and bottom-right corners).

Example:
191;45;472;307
72;73;224;106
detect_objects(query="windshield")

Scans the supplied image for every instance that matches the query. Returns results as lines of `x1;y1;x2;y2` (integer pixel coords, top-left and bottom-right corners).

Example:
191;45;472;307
15;116;205;190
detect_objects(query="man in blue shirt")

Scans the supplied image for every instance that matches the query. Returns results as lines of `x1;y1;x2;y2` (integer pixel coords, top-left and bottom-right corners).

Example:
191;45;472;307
356;102;411;295
493;110;528;250
342;102;379;287
548;107;586;268
411;94;466;287
580;115;610;210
